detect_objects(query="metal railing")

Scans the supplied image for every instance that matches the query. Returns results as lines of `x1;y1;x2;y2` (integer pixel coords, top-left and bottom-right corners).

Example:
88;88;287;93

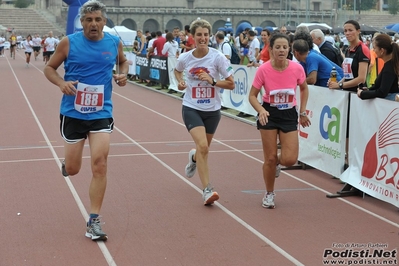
60;6;333;16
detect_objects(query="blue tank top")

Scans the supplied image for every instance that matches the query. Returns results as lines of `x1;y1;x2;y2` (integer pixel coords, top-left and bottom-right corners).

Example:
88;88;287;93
60;32;119;120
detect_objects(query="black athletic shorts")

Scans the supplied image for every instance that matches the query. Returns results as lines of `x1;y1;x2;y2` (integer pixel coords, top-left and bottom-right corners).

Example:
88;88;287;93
256;102;298;133
182;105;221;134
60;115;114;144
33;46;41;52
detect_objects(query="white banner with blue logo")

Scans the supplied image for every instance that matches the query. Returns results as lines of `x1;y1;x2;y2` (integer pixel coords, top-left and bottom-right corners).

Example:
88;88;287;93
340;95;399;208
298;85;349;178
220;65;260;116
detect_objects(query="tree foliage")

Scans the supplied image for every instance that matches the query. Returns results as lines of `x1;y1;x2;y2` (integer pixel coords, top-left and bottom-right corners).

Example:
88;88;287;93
14;0;31;8
341;0;377;10
388;0;399;14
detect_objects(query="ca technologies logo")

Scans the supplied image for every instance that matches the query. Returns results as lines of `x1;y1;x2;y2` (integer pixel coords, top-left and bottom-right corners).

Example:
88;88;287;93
319;105;341;143
361;108;399;189
229;67;248;108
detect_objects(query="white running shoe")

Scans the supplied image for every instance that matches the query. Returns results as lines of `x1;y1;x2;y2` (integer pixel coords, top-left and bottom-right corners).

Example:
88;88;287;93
262;192;276;209
185;149;197;178
203;185;219;205
275;164;281;178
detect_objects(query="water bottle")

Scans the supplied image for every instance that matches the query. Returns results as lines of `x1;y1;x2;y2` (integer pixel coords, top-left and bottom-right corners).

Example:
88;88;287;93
330;67;337;83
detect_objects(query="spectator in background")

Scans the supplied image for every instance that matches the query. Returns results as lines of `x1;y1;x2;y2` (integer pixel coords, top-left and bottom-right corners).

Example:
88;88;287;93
178;30;187;54
146;31;156;58
173;26;181;45
132;40;139;53
279;26;287;34
310;29;343;66
293;38;343;87
135;30;146;55
215;32;231;60
328;20;369;92
150;30;167;56
247;30;260;64
180;25;195;52
357;33;399;101
367;32;384;87
162;32;179;93
324;29;335;44
239;27;250;64
248;28;271;67
328;19;370;169
394;33;399;44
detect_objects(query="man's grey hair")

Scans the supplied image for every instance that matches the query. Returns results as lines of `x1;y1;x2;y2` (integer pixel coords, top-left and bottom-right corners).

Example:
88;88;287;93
295;25;310;34
310;29;325;42
80;0;107;18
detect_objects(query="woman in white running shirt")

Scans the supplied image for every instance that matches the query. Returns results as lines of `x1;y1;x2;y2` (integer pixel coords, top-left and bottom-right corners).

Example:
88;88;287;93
174;19;235;206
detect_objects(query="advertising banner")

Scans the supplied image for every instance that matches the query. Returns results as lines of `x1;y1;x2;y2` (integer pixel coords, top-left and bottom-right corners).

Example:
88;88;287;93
298;86;349;177
340;95;399;208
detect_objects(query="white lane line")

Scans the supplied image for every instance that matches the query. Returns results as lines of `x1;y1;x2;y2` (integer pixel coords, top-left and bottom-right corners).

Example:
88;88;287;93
7;59;117;266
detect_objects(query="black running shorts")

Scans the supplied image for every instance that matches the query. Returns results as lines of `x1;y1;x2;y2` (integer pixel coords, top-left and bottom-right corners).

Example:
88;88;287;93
60;115;114;143
182;105;221;134
256;102;298;133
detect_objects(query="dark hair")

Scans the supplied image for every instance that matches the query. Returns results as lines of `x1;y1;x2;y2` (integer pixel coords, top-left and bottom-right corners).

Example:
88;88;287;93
165;32;174;42
184;25;190;32
344;20;362;41
269;33;289;48
262;28;271;36
293;31;313;51
216;32;225;40
156;31;162;37
292;39;309;54
248;30;256;37
374;33;399;76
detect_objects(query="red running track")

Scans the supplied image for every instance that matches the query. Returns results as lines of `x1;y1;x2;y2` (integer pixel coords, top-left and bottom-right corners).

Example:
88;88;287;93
0;50;398;266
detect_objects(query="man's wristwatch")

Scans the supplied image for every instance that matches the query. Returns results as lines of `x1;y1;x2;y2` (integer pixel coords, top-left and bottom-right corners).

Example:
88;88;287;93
299;111;307;117
339;82;343;90
212;79;217;86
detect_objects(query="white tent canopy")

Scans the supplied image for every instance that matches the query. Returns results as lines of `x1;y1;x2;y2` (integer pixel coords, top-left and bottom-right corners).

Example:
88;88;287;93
105;25;136;46
296;22;332;30
103;25;113;33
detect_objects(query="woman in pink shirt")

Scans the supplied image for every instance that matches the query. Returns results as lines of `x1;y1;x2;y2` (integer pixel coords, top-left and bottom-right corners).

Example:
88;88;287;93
249;33;311;209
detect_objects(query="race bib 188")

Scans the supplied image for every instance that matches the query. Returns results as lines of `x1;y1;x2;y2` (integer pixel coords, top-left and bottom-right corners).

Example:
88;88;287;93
74;82;104;113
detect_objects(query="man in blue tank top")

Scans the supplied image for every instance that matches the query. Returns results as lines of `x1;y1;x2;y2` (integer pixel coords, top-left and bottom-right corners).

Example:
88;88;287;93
44;0;129;241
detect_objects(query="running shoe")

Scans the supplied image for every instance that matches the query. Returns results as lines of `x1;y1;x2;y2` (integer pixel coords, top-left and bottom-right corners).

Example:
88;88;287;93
185;149;197;178
61;160;69;177
262;192;276;209
275;164;281;178
85;217;108;241
203;185;219;205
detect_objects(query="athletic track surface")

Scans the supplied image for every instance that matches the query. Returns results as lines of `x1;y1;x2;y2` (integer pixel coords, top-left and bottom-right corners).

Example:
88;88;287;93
1;50;398;266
